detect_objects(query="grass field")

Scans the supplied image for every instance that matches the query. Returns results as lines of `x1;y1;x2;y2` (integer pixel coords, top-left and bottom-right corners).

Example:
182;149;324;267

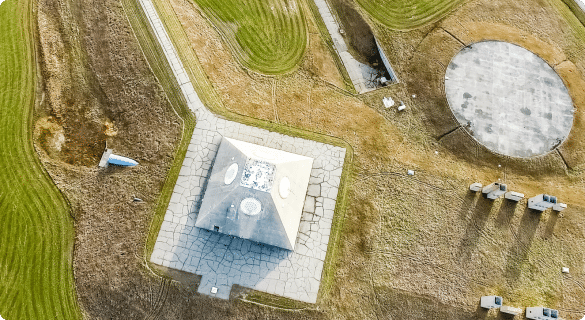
355;0;465;30
0;0;80;319
191;0;308;74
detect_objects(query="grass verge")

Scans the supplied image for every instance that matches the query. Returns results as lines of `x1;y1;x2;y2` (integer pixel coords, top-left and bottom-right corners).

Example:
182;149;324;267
191;0;308;75
355;0;465;30
0;0;80;319
560;0;585;26
124;0;355;308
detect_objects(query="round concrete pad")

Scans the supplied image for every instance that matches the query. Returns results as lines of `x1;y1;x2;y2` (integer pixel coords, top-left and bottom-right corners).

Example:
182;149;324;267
445;41;574;157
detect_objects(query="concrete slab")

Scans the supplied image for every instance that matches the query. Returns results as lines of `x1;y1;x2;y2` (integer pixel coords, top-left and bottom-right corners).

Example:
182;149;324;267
445;41;574;157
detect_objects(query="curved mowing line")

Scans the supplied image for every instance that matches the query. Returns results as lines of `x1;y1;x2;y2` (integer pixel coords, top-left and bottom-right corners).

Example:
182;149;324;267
192;0;307;74
355;0;465;30
0;0;80;319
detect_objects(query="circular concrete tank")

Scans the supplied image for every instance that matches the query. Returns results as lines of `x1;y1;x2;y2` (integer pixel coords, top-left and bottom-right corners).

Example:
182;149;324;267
445;41;574;157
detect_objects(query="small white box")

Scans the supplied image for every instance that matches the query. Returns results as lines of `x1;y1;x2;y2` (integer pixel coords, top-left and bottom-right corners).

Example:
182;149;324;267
469;183;482;192
407;170;415;176
211;287;218;294
505;191;524;202
562;267;570;274
500;305;522;315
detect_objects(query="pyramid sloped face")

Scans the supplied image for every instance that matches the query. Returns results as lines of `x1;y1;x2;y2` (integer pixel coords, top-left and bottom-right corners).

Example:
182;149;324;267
195;137;313;250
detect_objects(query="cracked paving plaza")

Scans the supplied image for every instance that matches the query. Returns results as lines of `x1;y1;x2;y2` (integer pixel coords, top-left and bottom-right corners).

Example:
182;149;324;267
150;122;346;303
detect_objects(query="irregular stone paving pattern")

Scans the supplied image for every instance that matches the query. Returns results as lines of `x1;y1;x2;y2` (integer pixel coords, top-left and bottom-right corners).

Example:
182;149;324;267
139;0;346;303
313;0;378;93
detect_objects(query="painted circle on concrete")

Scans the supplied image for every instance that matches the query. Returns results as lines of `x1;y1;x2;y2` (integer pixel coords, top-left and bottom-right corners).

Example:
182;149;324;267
279;177;290;199
224;163;239;185
240;198;262;216
445;41;574;157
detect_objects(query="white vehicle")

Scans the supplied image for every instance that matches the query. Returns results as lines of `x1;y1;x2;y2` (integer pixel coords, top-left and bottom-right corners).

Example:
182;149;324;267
480;295;502;309
526;307;559;319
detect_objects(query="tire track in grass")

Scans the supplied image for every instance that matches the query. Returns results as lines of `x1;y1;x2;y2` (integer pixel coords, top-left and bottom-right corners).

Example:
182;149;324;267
0;0;80;319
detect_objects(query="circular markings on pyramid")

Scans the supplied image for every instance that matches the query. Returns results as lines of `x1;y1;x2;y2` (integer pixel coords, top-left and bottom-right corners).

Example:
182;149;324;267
240;198;262;216
224;163;238;185
279;177;290;199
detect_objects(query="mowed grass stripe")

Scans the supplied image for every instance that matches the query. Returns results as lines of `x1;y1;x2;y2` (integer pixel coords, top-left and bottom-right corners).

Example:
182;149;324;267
355;0;465;30
193;0;307;74
0;0;80;319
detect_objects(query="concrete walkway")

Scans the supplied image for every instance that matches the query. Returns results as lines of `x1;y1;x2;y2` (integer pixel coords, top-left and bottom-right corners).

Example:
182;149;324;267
139;0;346;303
313;0;378;93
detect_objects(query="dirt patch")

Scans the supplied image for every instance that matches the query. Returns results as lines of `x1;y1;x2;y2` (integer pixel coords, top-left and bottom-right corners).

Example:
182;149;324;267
34;116;66;157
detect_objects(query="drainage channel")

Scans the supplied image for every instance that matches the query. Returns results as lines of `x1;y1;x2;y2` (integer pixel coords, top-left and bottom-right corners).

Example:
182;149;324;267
313;0;398;93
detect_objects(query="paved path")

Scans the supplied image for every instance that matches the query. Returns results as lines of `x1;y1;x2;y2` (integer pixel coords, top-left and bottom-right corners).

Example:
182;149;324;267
139;0;346;303
313;0;377;93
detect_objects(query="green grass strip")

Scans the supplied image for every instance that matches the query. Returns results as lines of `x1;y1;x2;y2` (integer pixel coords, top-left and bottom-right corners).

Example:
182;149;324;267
560;0;585;25
0;0;80;319
355;0;465;30
191;0;308;75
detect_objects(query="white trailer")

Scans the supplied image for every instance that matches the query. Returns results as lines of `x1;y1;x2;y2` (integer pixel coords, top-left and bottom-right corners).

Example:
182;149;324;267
480;295;502;309
500;305;522;315
469;183;482;192
526;306;559;319
528;194;557;211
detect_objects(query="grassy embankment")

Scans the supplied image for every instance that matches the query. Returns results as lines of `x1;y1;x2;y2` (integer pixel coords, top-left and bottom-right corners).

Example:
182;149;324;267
0;0;80;319
192;0;308;75
355;0;465;29
560;0;585;27
122;0;354;309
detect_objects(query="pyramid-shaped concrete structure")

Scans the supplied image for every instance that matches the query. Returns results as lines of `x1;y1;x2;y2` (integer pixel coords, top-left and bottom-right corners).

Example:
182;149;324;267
195;137;313;250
